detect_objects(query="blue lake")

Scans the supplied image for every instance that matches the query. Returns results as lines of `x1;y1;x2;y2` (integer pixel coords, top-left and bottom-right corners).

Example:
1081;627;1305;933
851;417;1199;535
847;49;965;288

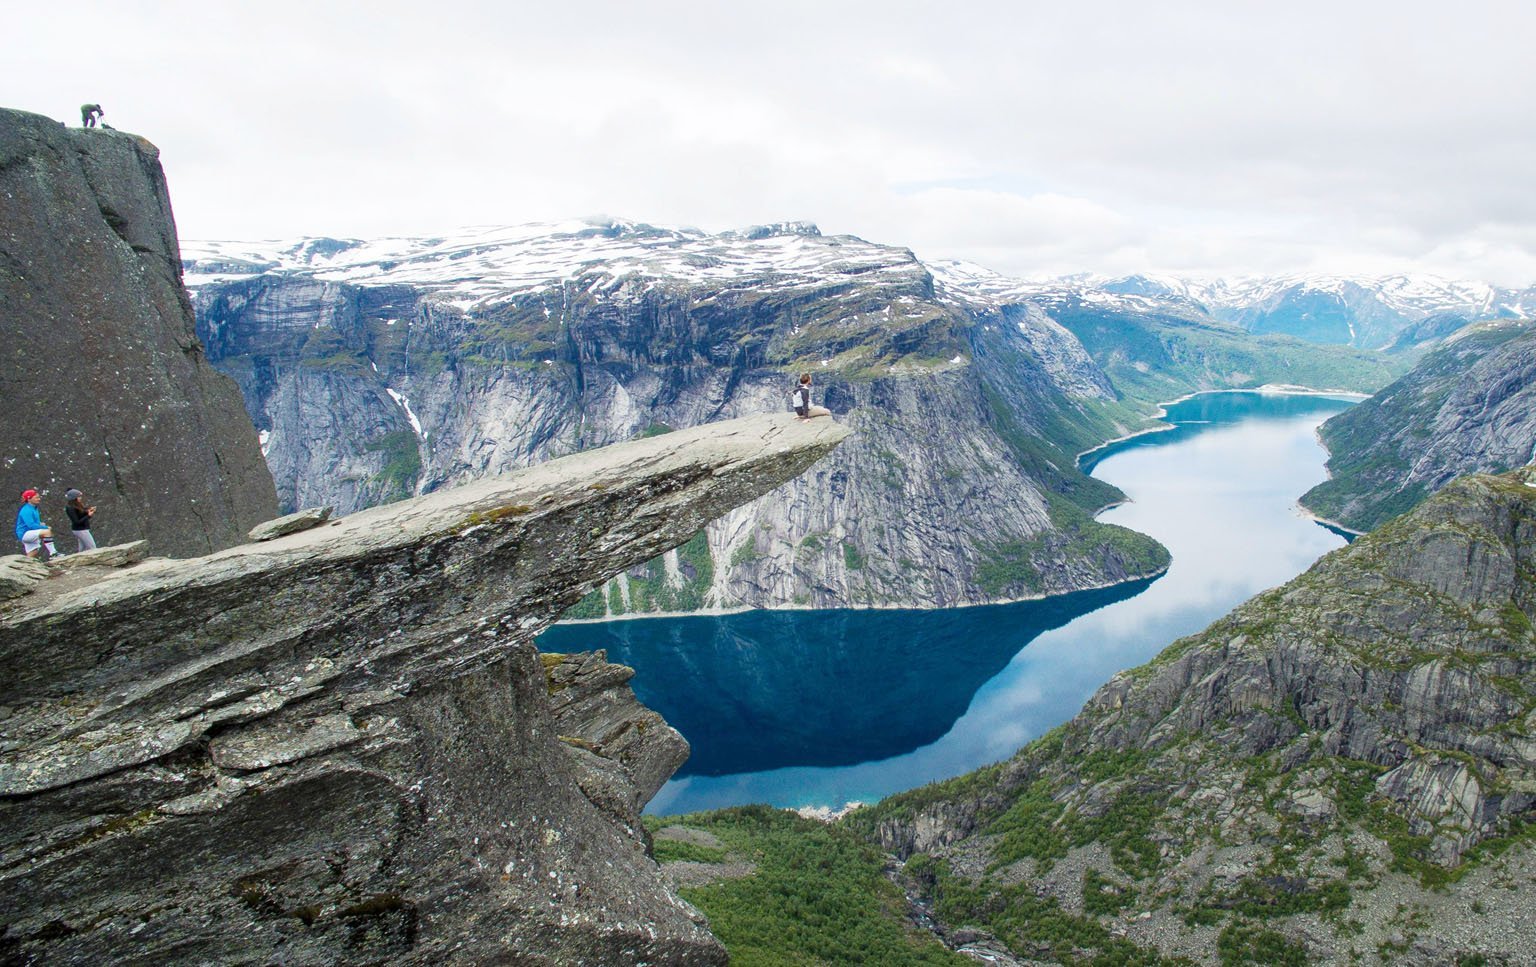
537;391;1357;815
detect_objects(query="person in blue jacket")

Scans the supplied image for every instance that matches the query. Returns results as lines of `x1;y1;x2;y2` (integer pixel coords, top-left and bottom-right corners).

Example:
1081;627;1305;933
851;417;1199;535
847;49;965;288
15;488;63;559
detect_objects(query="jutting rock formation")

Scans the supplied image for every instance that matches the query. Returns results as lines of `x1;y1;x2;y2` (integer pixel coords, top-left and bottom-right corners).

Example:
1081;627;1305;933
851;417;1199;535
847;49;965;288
0;413;848;965
856;468;1536;965
0;106;276;557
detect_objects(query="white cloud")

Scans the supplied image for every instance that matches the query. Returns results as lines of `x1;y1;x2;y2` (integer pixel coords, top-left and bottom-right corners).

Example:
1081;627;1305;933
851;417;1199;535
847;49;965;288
6;0;1535;285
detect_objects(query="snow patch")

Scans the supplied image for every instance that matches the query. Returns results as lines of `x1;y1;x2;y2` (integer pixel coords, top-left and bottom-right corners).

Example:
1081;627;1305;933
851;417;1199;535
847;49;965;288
386;388;426;439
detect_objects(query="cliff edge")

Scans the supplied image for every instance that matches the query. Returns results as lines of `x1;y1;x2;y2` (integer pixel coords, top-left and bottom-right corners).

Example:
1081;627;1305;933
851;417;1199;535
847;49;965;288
0;107;277;557
0;412;849;964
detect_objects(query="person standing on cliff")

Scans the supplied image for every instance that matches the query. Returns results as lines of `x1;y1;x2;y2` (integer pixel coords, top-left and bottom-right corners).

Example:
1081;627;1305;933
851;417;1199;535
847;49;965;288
64;489;97;552
14;489;64;559
80;104;103;128
792;372;832;420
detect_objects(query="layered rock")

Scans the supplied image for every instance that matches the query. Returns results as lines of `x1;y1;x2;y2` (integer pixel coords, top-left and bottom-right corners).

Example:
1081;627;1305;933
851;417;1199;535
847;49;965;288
0;107;277;557
0;413;847;965
854;468;1536;965
187;223;1177;613
1302;319;1536;531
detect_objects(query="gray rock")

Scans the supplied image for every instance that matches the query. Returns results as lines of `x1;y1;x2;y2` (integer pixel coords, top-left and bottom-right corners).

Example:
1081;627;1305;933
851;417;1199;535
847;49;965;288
0;555;50;600
0;108;278;557
49;541;149;571
0;412;848;965
246;506;334;542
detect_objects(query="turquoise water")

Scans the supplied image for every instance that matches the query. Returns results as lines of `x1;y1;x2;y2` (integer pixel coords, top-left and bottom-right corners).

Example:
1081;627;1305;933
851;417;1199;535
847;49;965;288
538;391;1357;815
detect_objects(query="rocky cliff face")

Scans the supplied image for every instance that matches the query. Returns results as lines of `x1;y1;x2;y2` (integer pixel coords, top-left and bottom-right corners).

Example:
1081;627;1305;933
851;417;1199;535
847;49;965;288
0;108;277;557
186;222;1179;613
1301;320;1536;532
0;413;848;965
853;468;1536;965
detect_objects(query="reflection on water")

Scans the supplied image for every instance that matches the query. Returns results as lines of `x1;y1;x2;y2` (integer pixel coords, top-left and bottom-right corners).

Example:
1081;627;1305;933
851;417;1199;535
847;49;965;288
537;391;1357;814
539;579;1154;776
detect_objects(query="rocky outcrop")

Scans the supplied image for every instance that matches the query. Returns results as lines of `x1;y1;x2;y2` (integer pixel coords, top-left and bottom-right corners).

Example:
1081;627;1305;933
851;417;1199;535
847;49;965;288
0;107;277;557
542;650;690;830
1301;319;1536;531
854;468;1536;965
0;413;848;965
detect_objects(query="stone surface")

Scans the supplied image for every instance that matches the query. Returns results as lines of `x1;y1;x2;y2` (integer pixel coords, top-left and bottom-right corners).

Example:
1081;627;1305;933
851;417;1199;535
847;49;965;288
0;555;49;600
247;505;333;542
49;540;148;571
0;107;278;557
0;412;848;965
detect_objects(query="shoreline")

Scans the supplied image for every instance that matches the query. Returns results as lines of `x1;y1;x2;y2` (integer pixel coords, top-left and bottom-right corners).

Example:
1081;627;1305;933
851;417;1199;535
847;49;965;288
548;563;1171;627
558;386;1360;630
1074;385;1369;470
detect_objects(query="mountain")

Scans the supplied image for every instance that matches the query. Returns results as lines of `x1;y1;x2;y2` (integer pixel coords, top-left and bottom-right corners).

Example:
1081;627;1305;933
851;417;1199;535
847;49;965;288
183;220;1178;614
1101;273;1536;350
1300;319;1536;532
0;107;277;556
930;262;1407;405
182;223;1394;615
0;414;848;965
850;467;1536;965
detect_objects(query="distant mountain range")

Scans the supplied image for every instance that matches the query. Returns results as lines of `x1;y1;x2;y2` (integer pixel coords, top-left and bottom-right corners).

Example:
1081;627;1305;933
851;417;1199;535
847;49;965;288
183;223;1533;352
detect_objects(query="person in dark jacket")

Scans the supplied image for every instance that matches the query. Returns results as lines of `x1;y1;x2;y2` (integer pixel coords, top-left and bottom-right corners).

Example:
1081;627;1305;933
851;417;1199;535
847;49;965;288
791;372;832;420
81;104;103;128
64;489;97;552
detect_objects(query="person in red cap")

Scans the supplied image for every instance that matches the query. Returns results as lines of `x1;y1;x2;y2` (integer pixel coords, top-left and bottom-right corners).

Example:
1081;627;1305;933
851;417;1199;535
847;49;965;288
14;489;63;560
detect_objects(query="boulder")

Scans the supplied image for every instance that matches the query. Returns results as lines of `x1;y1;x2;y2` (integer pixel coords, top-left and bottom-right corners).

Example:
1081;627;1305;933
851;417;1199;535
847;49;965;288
247;506;334;542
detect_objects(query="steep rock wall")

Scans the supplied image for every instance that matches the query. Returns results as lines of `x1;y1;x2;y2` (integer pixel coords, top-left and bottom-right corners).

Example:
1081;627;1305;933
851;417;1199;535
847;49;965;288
1301;319;1536;531
194;263;1169;612
0;108;277;556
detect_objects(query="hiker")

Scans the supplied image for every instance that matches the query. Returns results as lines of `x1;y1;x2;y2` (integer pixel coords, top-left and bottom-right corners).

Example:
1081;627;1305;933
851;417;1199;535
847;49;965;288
791;372;832;420
14;489;64;560
81;104;103;128
64;489;97;552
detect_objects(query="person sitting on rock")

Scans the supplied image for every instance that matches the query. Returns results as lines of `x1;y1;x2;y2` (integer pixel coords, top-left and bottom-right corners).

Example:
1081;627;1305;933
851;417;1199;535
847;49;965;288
791;372;832;420
80;104;103;128
15;488;64;560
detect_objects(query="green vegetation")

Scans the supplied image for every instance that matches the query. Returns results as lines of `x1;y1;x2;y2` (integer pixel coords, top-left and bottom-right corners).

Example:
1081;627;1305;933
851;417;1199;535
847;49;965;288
639;422;675;438
1050;303;1405;411
843;542;866;571
974;493;1170;598
581;529;716;616
652;807;968;966
929;865;1179;966
1216;923;1307;966
364;430;421;501
651;838;727;865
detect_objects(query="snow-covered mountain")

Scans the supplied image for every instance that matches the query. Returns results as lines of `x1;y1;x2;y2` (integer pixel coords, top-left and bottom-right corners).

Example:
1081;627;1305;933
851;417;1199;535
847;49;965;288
184;220;1533;351
1098;273;1536;348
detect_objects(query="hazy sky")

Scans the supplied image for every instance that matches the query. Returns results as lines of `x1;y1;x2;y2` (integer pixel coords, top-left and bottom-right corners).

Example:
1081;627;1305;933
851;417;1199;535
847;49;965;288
10;1;1535;284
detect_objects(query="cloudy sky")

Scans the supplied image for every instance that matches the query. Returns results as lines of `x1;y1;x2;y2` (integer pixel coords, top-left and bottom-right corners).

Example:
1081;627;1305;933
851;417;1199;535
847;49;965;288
10;1;1535;284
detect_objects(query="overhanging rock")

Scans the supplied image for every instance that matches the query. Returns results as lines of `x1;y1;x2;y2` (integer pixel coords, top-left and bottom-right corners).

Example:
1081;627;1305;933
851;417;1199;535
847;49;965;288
0;412;849;965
